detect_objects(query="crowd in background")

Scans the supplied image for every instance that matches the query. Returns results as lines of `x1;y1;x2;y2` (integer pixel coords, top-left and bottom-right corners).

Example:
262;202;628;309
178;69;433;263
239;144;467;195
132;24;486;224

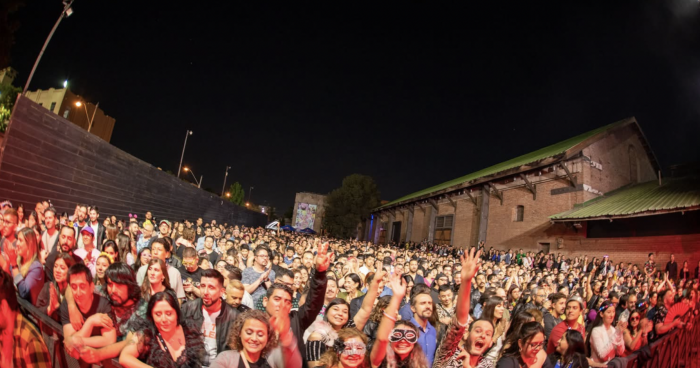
0;199;698;368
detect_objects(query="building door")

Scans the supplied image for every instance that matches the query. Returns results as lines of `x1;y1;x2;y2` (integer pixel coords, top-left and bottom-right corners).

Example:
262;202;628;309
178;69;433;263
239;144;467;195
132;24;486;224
391;221;401;244
538;242;550;255
434;215;454;245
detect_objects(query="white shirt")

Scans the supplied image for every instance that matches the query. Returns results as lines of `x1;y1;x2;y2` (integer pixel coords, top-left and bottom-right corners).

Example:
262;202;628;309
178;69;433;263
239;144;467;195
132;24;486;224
74;247;101;277
202;308;220;366
42;230;59;254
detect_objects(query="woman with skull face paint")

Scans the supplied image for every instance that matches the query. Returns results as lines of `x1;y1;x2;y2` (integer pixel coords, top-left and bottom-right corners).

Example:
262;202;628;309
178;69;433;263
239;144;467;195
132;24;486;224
369;271;429;368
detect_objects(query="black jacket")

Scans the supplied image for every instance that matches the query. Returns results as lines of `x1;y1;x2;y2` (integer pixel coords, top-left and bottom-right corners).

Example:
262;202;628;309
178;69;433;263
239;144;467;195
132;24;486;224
93;223;106;249
180;298;239;358
291;269;327;364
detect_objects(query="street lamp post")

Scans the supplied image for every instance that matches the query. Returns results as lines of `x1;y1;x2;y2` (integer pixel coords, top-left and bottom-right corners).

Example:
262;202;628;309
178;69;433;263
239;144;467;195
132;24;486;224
23;0;75;94
248;186;254;204
221;166;231;196
177;130;193;178
75;100;99;132
183;167;202;188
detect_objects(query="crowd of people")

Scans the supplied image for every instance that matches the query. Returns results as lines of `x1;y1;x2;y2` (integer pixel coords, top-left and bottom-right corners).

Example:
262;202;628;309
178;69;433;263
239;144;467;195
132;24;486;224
0;199;698;368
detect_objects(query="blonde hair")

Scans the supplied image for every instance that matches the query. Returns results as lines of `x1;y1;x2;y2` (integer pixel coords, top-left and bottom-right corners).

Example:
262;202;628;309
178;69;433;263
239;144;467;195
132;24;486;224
18;228;39;277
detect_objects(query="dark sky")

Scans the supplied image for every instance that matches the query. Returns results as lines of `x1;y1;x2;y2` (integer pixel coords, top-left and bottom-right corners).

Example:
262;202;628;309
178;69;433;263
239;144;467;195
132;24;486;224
7;1;700;212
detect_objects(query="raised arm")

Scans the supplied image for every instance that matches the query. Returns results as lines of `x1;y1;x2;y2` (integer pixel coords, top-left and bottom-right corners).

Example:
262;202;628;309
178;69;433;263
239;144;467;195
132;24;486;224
297;242;332;331
354;270;386;330
370;273;406;368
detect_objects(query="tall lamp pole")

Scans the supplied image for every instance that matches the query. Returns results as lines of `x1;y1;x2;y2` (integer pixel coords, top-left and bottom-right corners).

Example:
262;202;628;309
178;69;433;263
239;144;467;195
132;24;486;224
177;130;193;178
183;167;202;188
247;186;254;205
24;0;75;94
221;166;231;196
75;100;99;132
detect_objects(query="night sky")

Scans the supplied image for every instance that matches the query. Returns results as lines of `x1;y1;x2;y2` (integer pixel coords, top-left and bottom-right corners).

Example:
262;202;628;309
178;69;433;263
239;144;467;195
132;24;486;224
7;1;700;213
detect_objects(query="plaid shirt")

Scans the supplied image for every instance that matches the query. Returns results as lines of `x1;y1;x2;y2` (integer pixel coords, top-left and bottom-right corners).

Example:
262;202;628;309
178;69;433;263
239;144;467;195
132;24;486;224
10;312;52;368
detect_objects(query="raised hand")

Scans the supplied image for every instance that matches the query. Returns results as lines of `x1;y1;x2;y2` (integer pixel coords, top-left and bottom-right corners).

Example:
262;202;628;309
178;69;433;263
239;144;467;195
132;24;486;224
459;247;482;284
315;242;334;272
456;345;473;368
388;272;407;299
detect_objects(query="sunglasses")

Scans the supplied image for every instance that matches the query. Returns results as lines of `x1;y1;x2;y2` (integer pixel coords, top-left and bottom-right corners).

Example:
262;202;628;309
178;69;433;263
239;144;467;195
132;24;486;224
630;317;640;321
389;328;418;344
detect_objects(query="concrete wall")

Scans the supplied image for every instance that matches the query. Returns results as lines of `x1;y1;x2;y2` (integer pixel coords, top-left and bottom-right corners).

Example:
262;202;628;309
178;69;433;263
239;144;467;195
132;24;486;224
0;96;267;227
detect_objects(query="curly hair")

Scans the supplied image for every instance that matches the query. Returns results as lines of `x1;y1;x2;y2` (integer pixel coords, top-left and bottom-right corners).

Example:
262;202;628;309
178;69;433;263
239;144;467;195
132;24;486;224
227;309;278;358
369;295;392;323
318;328;368;368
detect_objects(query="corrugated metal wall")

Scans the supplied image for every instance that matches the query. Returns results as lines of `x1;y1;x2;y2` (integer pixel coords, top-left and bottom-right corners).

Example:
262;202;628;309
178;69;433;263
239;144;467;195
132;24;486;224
0;96;266;226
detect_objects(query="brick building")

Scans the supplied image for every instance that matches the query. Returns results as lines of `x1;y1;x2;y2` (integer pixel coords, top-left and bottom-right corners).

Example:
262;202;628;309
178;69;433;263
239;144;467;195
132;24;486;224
362;118;700;267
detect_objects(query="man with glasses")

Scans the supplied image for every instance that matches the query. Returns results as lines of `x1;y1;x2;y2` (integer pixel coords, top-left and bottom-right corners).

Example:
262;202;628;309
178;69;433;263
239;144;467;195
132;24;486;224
242;246;276;304
178;247;204;301
0;209;19;254
254;268;299;310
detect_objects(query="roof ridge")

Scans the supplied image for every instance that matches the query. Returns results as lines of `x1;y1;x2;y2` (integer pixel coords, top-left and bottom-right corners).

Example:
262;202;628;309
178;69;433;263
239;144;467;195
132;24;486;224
378;118;634;210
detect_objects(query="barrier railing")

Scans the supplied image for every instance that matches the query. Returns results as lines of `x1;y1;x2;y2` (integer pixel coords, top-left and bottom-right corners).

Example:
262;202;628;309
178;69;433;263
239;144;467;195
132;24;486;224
16;294;123;368
611;309;700;368
14;291;699;368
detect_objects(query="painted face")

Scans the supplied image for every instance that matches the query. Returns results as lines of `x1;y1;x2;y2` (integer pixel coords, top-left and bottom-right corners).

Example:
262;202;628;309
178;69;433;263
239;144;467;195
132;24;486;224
152;300;178;333
240;319;268;356
53;258;69;283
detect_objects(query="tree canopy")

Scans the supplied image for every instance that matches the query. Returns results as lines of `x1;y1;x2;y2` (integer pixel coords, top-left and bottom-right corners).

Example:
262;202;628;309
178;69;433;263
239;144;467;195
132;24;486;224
227;182;245;206
323;174;380;238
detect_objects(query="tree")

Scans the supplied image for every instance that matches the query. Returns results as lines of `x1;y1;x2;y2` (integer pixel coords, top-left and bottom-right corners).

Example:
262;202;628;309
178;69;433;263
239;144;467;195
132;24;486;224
323;174;380;238
0;83;21;133
227;182;245;206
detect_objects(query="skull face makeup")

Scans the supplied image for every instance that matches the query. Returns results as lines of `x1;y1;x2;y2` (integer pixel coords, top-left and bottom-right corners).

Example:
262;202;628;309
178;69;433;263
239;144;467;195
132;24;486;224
389;328;418;344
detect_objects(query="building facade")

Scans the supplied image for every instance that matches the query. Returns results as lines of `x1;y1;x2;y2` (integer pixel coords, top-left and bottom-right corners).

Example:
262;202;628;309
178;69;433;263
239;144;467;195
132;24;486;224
25;88;115;142
292;192;327;233
364;118;660;252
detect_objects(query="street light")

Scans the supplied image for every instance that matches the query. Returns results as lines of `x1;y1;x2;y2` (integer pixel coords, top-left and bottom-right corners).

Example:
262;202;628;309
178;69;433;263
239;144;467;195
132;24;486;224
221;165;231;196
225;193;231;198
75;99;98;132
177;130;193;178
183;167;203;188
23;0;75;94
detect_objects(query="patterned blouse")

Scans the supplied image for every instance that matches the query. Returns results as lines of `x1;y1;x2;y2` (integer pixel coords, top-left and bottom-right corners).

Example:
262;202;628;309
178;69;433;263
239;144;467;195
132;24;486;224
433;316;494;368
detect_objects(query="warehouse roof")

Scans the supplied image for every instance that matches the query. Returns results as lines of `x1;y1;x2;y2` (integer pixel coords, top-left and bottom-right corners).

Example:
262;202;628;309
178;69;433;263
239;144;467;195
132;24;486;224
378;117;658;210
550;176;700;221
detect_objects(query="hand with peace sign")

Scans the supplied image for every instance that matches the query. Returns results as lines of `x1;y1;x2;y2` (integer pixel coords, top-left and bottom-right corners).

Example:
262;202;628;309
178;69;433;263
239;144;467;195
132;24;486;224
315;241;334;272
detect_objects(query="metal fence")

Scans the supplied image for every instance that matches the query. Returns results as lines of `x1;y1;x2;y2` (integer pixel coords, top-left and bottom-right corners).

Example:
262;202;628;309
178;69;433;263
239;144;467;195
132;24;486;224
15;292;700;368
16;294;123;368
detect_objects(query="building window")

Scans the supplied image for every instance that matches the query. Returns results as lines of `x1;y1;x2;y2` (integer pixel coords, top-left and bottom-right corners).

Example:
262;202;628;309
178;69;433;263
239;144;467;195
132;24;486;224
514;205;524;222
434;215;454;245
50;102;56;112
38;103;43;106
63;108;70;118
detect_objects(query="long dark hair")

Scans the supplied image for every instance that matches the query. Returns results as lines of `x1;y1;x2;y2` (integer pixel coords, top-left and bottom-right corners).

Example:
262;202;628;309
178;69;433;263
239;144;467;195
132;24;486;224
105;262;141;304
556;330;587;367
116;234;131;265
501;310;535;355
501;321;544;358
585;300;615;354
134;247;151;271
481;296;504;324
147;290;181;327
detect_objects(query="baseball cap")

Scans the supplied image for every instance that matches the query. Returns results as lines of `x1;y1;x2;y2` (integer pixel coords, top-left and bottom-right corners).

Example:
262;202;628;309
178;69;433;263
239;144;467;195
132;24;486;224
159;219;171;228
80;226;95;236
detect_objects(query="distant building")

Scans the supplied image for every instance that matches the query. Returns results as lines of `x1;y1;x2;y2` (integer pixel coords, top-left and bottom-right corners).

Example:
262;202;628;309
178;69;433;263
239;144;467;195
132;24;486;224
25;88;115;142
292;192;326;233
0;67;17;86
